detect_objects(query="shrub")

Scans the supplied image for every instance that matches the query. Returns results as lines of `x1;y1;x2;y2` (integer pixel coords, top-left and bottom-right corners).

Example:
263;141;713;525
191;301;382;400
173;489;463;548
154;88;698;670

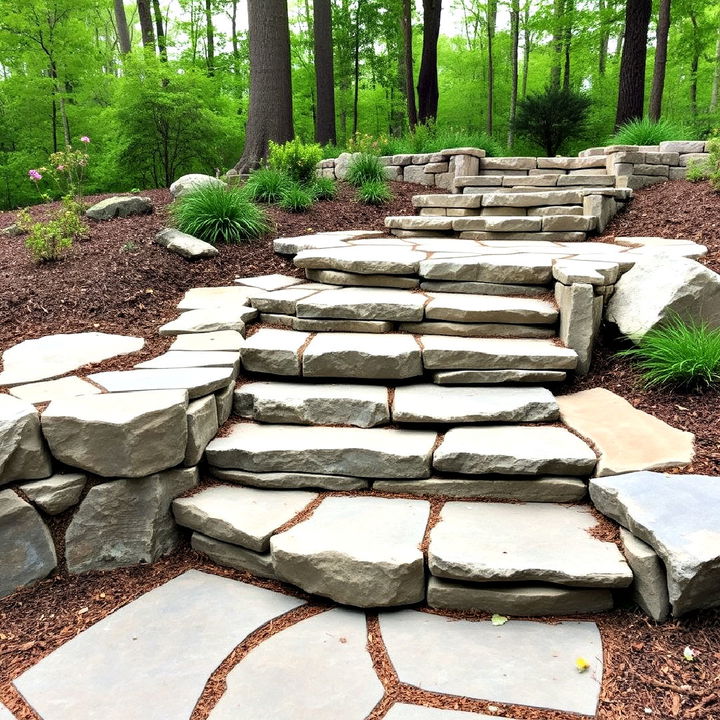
171;185;268;244
17;195;88;262
279;183;314;213
610;118;689;146
618;317;720;389
686;136;720;190
356;180;393;205
309;176;337;201
346;153;386;187
514;87;591;156
268;138;323;185
244;168;292;203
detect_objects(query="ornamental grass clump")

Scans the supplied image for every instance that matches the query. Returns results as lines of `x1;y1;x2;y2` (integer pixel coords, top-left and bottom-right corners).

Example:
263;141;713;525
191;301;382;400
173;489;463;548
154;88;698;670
244;168;293;203
356;180;393;205
279;183;314;213
309;176;337;201
618;317;720;389
346;153;386;187
171;185;268;244
610;118;689;146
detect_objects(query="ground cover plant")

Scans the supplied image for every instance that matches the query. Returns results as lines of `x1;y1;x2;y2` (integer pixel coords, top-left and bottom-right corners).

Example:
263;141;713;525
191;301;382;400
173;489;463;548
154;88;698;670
687;136;720;189
609;118;690;146
243;168;293;204
356;179;394;205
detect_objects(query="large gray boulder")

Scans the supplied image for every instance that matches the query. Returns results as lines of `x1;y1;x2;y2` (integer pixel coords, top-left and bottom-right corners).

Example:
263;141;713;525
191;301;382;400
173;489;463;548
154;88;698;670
65;467;198;574
41;390;188;478
85;196;152;220
590;471;720;616
155;228;218;260
0;489;57;597
19;473;87;515
169;174;225;198
0;395;52;486
606;254;720;339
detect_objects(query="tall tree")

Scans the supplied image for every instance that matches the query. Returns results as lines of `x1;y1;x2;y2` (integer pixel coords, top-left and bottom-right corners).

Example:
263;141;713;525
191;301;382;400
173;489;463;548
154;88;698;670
137;0;155;50
401;0;417;128
508;0;520;145
598;0;609;75
550;0;564;90
313;0;336;144
417;0;442;124
152;0;167;61
205;0;214;75
562;0;573;90
234;0;293;172
521;0;532;98
615;0;652;127
352;0;362;134
712;29;720;112
114;0;131;54
485;0;496;135
648;0;670;119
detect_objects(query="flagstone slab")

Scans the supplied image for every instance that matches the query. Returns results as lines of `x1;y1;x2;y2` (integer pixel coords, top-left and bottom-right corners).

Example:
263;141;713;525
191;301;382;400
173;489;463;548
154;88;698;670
433;369;567;384
306;268;420;289
379;610;603;715
385;705;502;720
209;609;383;720
271;496;430;606
210;468;369;491
434;426;596;476
0;332;144;387
400;321;555;339
296;286;426;322
176;286;256;310
424;293;557;324
192;532;277;579
250;287;323;314
207;423;436;478
235;274;305;291
240;328;309;376
170;330;245;351
0;703;14;720
14;570;304;720
9;376;101;404
234;381;390;427
419;255;554;284
159;307;255;335
19;473;86;515
392;385;558;424
294;246;427;275
174;485;317;552
420;280;547;296
557;388;694;476
89;367;235;399
429;502;632;587
135;350;240;372
590;471;720;616
292;318;394;333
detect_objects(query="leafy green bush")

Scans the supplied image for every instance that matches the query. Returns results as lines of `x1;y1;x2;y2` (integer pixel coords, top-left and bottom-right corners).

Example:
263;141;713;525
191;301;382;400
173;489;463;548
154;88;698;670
17;195;88;262
346;153;386;187
514;87;592;156
244;168;293;203
686;136;719;190
309;176;337;201
171;185;268;244
618;317;720;389
268;138;323;185
279;184;314;213
356;180;393;205
610;118;689;146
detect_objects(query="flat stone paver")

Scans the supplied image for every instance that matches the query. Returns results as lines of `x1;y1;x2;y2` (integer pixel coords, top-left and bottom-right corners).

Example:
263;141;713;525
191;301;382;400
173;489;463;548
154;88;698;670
558;388;694;476
135;350;240;371
210;467;369;491
392;385;558;424
206;423;436;478
303;332;423;379
434;369;567;384
88;367;235;399
400;321;554;339
192;532;278;579
428;502;632;587
385;705;503;720
209;609;383;720
434;426;597;476
296;286;426;322
234;381;390;427
9;376;101;404
306;268;419;289
170;330;245;351
14;570;304;720
176;286;256;310
250;287;322;314
272;496;430;606
424;293;557;324
173;485;317;552
379;610;603;716
0;332;144;387
590;471;720;616
235;274;305;291
240;328;310;376
294;246;426;275
419;255;554;284
159;307;256;335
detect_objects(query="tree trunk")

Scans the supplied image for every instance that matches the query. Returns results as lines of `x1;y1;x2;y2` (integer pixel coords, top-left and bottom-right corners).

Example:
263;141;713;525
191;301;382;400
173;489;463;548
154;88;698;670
508;0;519;146
205;0;215;75
417;0;442;124
234;0;294;173
562;0;572;90
615;0;652;127
486;0;496;136
711;31;720;112
153;0;167;61
689;12;700;116
402;0;418;129
353;1;361;135
114;0;131;54
521;0;531;98
550;0;564;90
648;0;670;120
313;0;337;145
598;0;608;75
137;0;156;51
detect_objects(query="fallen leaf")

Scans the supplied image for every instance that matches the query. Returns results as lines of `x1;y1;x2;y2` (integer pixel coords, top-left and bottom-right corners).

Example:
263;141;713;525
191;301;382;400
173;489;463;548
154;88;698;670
576;657;590;673
491;614;508;626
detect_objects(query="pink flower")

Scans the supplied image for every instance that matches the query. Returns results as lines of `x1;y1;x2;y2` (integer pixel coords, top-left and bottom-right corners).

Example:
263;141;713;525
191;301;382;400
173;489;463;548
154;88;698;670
56;165;65;171
80;136;90;143
28;169;42;181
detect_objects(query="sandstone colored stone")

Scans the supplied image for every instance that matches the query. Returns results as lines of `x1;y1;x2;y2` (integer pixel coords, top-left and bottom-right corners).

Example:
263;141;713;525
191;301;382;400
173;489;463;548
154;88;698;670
557;388;694;476
386;705;500;720
399;322;554;339
419;255;553;284
433;369;567;384
295;246;426;276
169;173;225;197
210;467;369;491
159;307;254;335
659;140;705;154
136;350;240;372
240;328;309;376
250;287;322;314
86;196;152;220
0;490;56;598
154;229;218;260
19;473;86;515
191;532;277;579
296;287;426;322
173;485;316;552
424;293;557;325
65;467;198;574
235;274;305;291
452;216;542;232
9;376;101;405
553;259;619;285
170;330;245;352
541;214;597;231
42;390;188;478
0;396;52;486
271;496;430;606
215;381;234;425
555;282;601;375
483;190;582;207
305;268;419;289
419;280;547;297
184;395;219;466
176;285;256;311
292;318;394;333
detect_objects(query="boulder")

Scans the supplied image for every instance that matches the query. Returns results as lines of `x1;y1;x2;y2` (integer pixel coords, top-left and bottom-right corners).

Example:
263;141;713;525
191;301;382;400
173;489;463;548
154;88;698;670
169;174;225;198
184;396;219;466
65;467;198;574
19;473;87;515
85;196;152;220
155;229;218;260
0;489;57;597
333;153;361;181
606;254;720;339
0;395;52;486
41;390;188;478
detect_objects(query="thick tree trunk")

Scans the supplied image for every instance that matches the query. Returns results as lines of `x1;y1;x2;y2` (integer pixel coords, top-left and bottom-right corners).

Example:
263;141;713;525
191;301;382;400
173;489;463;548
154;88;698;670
486;0;496;136
402;0;418;129
615;0;652;127
114;0;131;54
648;0;670;120
234;0;294;173
152;0;167;61
417;0;442;124
205;0;215;75
711;31;720;112
313;0;337;145
137;0;156;51
508;0;519;146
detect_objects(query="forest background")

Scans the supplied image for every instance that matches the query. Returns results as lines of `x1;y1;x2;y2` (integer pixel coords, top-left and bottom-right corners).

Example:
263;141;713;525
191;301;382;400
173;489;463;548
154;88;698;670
0;0;718;210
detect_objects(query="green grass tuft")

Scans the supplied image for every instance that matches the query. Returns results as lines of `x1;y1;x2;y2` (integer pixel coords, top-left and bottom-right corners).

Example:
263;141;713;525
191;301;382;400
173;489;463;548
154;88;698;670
346;153;387;187
244;168;293;203
171;185;269;244
609;118;690;146
618;316;720;389
356;180;393;205
279;183;314;213
309;176;337;201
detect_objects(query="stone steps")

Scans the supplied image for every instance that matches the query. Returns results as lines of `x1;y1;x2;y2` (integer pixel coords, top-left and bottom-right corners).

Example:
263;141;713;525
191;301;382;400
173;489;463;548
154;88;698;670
454;174;616;192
